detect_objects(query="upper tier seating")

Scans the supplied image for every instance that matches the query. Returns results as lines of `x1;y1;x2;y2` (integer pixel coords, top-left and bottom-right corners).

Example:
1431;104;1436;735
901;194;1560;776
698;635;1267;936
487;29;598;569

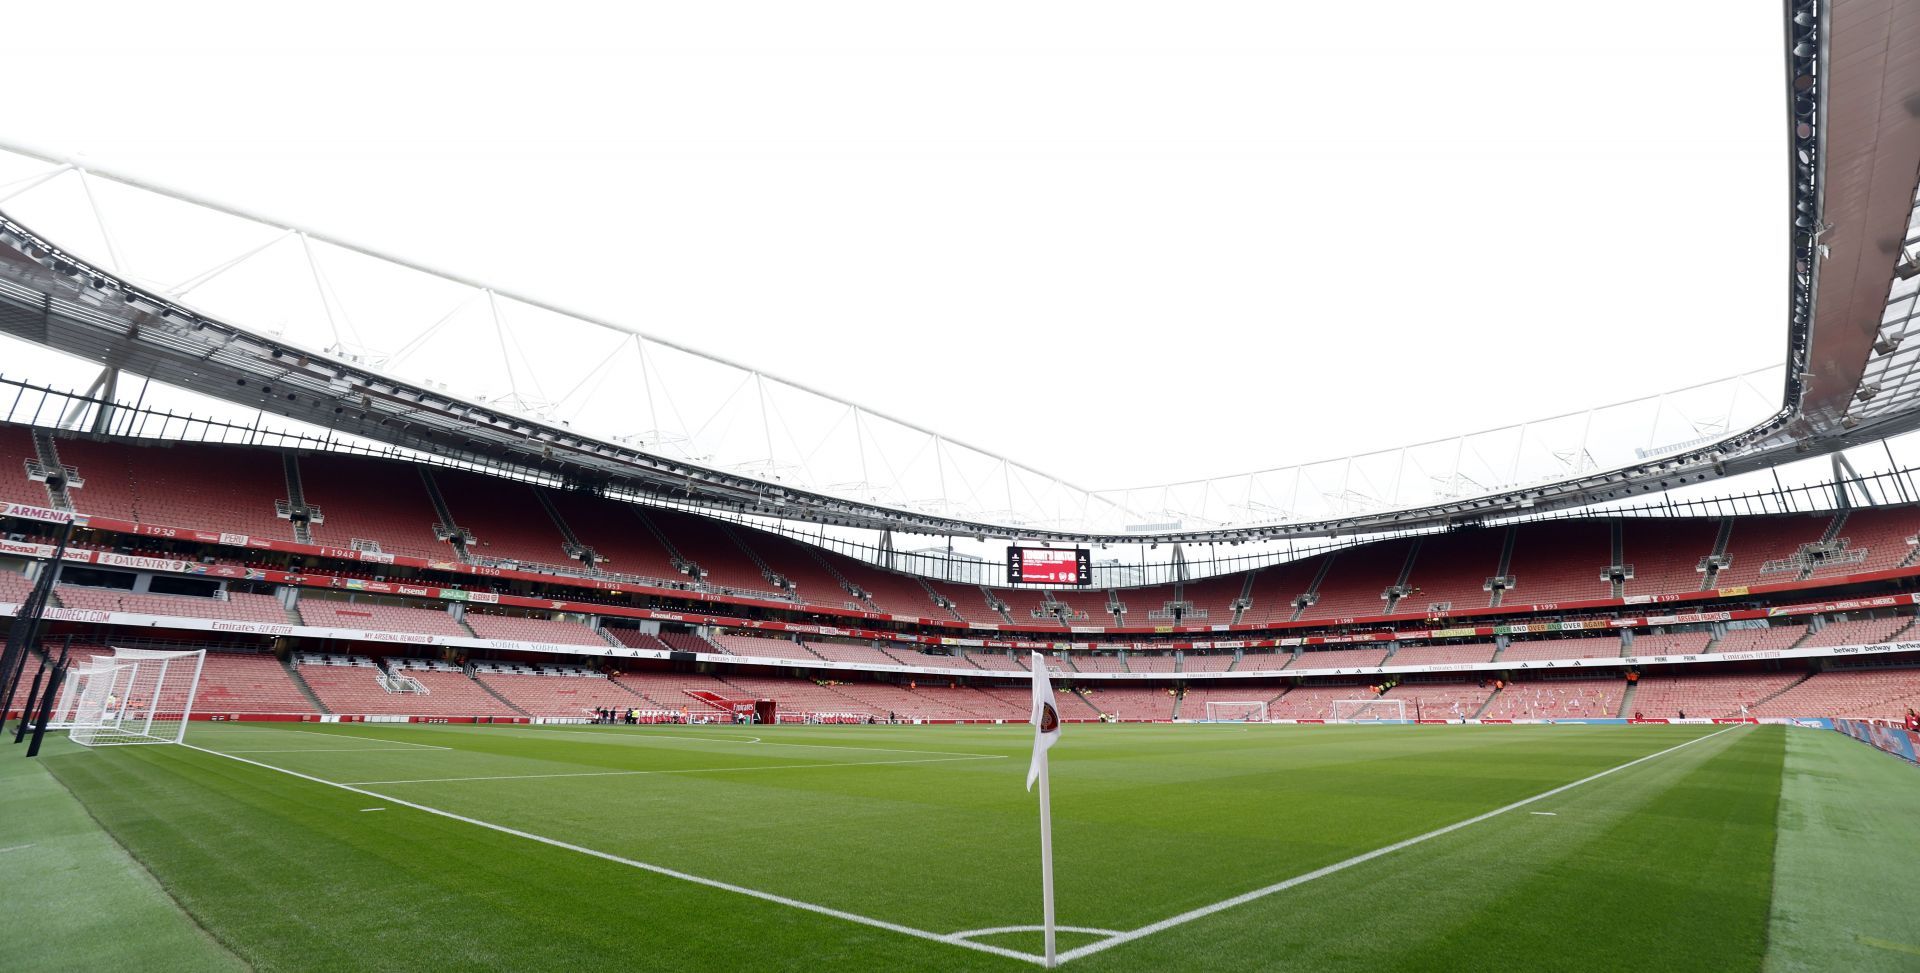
1299;539;1415;621
0;425;50;508
299;453;450;560
1387;643;1498;667
1620;518;1723;595
1233;650;1291;672
880;646;969;668
648;509;782;597
920;579;1009;627
1716;513;1837;588
1181;652;1239;672
803;641;902;667
464;613;608;647
55;586;290;625
1805;506;1920;579
1240;558;1326;625
1406;528;1508;614
434;469;573;569
604;628;672;652
660;631;720;655
1127;653;1179;673
542;490;686;582
1503;520;1614;605
297;599;468;637
45;435;138;520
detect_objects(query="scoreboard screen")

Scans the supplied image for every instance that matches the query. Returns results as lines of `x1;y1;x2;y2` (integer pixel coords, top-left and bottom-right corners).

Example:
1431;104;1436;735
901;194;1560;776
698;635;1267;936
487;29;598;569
1007;547;1093;586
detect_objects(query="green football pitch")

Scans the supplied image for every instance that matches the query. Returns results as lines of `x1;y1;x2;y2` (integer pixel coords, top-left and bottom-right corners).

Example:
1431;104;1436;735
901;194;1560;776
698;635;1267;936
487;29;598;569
7;721;1920;971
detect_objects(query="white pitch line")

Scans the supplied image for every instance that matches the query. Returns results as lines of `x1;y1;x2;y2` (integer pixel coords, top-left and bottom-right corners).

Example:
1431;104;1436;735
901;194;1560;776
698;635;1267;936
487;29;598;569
1053;726;1745;964
0;844;35;854
564;730;1001;760
281;729;452;750
951;925;1123;940
345;754;1007;786
182;744;1044;966
220;747;447;754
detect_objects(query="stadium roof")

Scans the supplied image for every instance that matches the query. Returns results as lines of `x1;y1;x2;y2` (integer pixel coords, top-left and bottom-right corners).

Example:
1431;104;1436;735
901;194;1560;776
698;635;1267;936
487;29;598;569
1;0;1917;544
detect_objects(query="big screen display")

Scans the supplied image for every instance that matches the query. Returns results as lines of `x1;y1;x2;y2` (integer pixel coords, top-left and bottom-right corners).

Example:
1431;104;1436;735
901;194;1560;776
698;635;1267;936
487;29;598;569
1007;546;1093;586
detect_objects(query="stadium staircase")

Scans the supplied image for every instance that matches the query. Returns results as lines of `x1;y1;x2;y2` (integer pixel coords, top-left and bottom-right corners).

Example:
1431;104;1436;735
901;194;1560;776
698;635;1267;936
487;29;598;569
1381;539;1423;614
531;488;599;569
1697;518;1734;589
1169;691;1183;719
416;468;475;558
632;508;701;581
277;454;321;544
1747;672;1816;712
1614;680;1637;717
283;658;332;714
1471;690;1498;720
1290;557;1336;622
468;665;532;716
28;430;76;511
1607;519;1629;597
806;547;881;612
1489;638;1507;663
981;587;1015;625
716;522;794;599
1231;573;1257;624
1067;688;1103;718
1793;509;1852;581
1486;527;1518;608
915;578;969;623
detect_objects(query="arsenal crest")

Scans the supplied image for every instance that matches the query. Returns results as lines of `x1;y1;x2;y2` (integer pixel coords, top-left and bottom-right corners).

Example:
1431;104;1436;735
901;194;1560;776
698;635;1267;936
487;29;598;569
1039;702;1059;733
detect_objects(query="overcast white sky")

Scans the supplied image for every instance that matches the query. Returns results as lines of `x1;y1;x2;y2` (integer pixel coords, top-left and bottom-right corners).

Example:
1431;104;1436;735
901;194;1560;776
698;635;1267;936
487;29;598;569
0;0;1814;524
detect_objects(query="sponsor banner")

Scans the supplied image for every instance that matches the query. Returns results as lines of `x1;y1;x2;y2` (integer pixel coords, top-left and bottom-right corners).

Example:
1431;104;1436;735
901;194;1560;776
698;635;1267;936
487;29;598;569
0;539;56;558
95;552;191;573
1835;718;1920;763
0;501;81;524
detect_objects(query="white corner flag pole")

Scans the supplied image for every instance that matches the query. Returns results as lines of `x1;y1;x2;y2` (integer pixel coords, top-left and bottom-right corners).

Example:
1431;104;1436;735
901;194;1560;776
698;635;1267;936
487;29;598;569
1027;651;1062;967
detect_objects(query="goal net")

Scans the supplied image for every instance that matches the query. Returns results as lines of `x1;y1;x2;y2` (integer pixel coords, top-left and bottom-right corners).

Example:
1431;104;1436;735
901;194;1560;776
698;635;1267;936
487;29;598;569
1328;698;1407;723
64;648;205;747
1202;700;1269;722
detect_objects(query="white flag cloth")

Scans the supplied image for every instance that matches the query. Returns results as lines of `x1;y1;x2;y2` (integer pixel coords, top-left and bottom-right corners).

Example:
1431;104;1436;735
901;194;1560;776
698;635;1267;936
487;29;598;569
1026;651;1062;792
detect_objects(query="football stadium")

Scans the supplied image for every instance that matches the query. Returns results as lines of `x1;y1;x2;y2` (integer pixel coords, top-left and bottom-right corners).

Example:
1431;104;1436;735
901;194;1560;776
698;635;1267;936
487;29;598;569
5;3;1920;971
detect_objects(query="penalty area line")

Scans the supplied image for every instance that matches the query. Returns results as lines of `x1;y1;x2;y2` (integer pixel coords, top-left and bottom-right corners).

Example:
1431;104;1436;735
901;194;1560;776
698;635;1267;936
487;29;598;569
181;744;1045;967
1055;725;1746;965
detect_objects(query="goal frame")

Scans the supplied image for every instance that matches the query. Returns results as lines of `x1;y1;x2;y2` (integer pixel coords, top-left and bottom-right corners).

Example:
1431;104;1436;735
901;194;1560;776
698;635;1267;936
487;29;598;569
65;647;205;747
1327;698;1408;723
1202;700;1270;723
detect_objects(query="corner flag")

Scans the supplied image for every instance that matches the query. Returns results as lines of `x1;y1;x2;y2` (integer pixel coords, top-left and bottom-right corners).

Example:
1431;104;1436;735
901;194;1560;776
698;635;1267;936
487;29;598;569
1026;651;1062;966
1027;652;1062;791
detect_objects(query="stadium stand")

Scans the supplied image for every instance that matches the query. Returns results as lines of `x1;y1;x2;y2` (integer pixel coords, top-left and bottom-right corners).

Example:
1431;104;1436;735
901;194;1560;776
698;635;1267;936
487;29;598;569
648;509;782;597
0;569;33;603
1748;666;1920;719
298;453;450;559
1715;513;1837;588
1292;646;1390;669
602;628;671;651
1798;615;1916;647
1392;682;1494;719
1709;624;1808;654
0;425;49;508
1268;684;1376;720
463;612;608;647
1498;637;1623;662
297;598;468;637
433;469;573;568
1234;650;1292;671
473;670;646;718
541;490;686;582
1298;538;1414;620
1127;653;1179;673
1239;557;1326;625
1502;520;1614;604
1405;528;1507;613
1624;631;1714;657
1386;643;1498;667
1619;517;1722;595
117;443;291;540
1628;671;1804;719
192;651;322;715
1081;684;1178;720
1805;505;1920;578
660;631;721;655
1480;678;1623;720
1181;652;1239;672
610;671;743;712
708;634;820;662
54;586;291;625
803;641;902;667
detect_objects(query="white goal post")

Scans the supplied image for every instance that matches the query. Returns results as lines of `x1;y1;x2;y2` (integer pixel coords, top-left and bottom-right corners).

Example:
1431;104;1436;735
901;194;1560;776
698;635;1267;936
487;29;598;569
1202;700;1269;722
1328;698;1408;723
63;647;206;747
